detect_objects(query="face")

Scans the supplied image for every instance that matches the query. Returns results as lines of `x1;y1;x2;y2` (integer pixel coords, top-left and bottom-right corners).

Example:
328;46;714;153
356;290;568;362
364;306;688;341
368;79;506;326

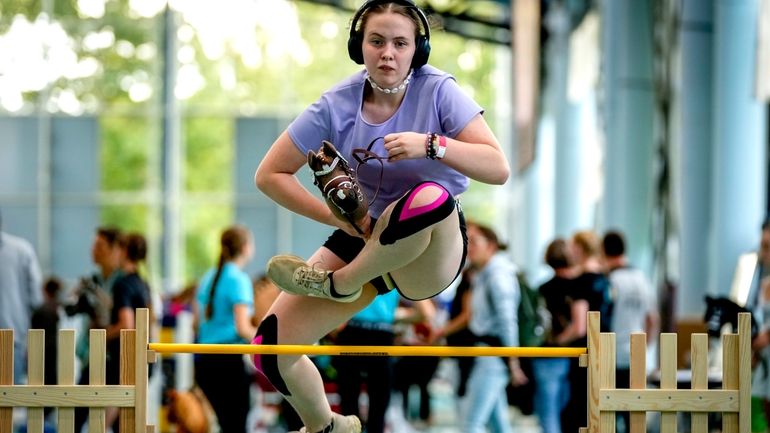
569;239;585;264
466;225;496;268
91;234;123;271
361;11;417;87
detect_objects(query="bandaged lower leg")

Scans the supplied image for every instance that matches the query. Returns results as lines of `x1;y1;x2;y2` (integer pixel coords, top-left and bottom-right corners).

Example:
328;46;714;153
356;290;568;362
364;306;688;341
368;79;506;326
331;181;456;294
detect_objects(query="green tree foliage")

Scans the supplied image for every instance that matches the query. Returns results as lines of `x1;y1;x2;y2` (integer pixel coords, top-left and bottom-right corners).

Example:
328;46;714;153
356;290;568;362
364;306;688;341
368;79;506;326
1;0;507;288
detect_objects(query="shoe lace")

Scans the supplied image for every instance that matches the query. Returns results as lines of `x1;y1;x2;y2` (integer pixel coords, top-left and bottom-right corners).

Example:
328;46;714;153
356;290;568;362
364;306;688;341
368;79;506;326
292;263;328;293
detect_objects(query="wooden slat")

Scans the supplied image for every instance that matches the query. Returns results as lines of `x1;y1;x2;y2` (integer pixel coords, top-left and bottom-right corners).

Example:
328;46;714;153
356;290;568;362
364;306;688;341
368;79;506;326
690;334;708;433
587;312;600;433
738;313;750;433
598;389;739;412
722;334;739;433
599;333;616;433
89;330;106;433
26;330;45;433
0;386;136;407
120;330;136;433
57;330;76;433
629;333;647;433
659;333;677;433
0;330;14;432
135;308;150;433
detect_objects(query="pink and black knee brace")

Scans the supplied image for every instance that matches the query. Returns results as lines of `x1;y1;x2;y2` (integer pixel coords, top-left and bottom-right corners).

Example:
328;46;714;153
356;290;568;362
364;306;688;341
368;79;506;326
251;314;290;395
379;181;456;245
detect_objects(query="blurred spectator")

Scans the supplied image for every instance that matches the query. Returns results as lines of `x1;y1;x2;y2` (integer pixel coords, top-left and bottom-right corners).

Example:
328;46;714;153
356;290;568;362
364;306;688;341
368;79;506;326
104;232;152;428
603;230;658;433
562;230;613;433
193;225;256;433
462;222;526;433
0;208;43;385
31;278;63;387
750;220;770;429
71;226;125;433
392;298;438;428
429;269;476;397
533;238;578;433
333;289;400;433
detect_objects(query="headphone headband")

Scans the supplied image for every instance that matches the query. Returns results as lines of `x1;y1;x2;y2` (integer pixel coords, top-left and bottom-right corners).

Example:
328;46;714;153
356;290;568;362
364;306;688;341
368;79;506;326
347;0;431;68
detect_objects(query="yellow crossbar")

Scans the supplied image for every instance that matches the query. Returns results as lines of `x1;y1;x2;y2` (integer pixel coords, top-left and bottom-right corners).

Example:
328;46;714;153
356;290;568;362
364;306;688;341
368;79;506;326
148;343;586;357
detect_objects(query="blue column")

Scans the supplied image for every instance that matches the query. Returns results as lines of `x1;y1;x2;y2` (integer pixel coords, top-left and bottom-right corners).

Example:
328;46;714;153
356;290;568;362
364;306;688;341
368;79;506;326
711;0;767;298
549;4;590;237
601;0;655;270
678;0;714;316
520;116;556;286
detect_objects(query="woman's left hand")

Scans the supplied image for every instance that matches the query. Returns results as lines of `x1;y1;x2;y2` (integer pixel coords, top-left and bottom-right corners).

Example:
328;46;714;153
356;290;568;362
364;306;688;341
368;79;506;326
383;132;429;162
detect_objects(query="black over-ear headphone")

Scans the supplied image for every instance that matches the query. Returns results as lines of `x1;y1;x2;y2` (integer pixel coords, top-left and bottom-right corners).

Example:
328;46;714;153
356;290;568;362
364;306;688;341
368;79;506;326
347;0;431;69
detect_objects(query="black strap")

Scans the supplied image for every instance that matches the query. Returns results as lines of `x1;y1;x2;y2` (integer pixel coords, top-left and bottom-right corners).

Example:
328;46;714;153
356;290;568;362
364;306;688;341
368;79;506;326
352;136;387;204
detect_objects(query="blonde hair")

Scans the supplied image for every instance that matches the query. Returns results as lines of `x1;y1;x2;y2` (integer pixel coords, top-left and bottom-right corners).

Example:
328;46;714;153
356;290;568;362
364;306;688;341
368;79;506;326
572;230;601;258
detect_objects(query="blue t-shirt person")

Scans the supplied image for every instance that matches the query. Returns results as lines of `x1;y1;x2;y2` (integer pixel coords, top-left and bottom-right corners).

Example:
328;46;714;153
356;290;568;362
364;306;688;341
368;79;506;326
196;262;254;344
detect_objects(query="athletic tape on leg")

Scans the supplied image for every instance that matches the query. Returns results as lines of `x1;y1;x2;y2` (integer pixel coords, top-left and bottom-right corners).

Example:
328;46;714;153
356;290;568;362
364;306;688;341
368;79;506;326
251;314;291;395
380;181;455;246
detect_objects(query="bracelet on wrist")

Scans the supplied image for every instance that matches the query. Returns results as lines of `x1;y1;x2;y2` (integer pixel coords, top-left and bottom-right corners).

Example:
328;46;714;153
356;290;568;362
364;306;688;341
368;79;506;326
425;132;438;159
436;135;447;159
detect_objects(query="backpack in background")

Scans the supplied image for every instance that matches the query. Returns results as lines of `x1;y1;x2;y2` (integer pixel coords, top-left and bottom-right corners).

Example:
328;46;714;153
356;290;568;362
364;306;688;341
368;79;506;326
517;272;552;347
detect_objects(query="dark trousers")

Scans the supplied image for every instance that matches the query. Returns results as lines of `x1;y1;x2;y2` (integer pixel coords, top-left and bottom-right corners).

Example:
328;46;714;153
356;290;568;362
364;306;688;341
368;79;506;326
195;354;252;433
561;357;587;433
333;326;395;433
393;355;439;421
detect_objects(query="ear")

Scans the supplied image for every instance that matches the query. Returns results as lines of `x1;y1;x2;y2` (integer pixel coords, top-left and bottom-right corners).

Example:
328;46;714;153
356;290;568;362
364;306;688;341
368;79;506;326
307;149;323;170
321;140;339;158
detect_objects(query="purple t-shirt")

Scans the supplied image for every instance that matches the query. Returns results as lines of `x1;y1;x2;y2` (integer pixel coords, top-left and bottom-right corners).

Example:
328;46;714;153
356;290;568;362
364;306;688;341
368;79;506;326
287;65;483;218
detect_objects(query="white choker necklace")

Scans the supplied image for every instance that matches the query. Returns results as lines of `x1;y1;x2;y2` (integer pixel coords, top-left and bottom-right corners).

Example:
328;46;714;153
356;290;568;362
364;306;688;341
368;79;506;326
366;70;413;94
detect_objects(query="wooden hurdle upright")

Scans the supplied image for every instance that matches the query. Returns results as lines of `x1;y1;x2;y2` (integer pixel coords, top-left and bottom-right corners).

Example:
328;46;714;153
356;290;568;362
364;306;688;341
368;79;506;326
0;308;152;433
0;309;752;433
583;311;751;433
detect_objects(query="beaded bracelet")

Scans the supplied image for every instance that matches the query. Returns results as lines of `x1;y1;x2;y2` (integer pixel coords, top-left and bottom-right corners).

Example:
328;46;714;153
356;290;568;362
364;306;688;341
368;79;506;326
425;132;446;160
425;132;438;159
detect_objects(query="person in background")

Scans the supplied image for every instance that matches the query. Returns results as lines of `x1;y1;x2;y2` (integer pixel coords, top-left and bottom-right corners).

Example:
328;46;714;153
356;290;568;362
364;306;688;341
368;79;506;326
31;277;63;421
462;222;526;433
429;269;476;398
194;225;256;433
333;289;400;433
72;226;124;433
532;238;578;433
0;208;43;386
561;230;612;433
104;233;152;427
391;298;438;429
602;230;658;433
748;220;770;429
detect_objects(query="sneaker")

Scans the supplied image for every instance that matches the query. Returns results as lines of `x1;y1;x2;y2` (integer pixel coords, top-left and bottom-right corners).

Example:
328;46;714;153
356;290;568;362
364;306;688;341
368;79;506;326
266;254;361;303
298;413;362;433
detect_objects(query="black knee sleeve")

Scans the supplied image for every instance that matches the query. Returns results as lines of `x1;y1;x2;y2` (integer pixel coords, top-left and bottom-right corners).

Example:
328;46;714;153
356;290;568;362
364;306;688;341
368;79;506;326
380;181;456;246
251;314;291;395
